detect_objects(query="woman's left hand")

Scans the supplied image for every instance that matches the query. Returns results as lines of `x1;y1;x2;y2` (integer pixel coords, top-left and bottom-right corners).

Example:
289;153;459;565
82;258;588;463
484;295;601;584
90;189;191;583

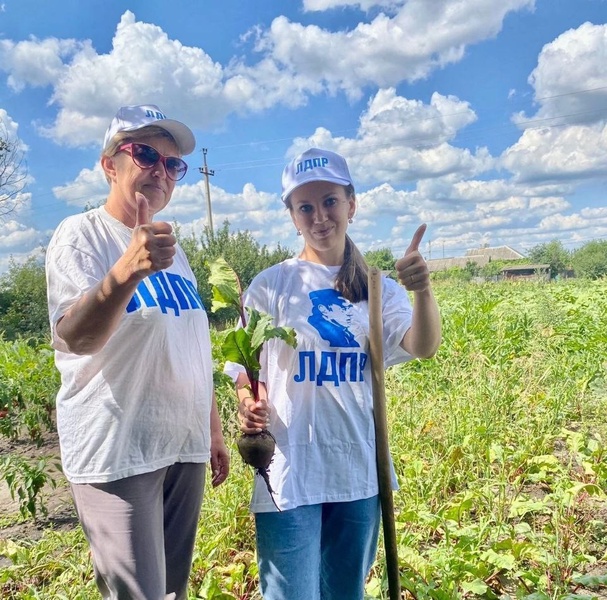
395;224;430;293
210;436;230;487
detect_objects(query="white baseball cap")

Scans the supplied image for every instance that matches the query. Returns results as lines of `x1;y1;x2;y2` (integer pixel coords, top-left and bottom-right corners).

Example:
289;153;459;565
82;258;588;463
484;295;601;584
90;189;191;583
103;104;196;155
281;148;353;203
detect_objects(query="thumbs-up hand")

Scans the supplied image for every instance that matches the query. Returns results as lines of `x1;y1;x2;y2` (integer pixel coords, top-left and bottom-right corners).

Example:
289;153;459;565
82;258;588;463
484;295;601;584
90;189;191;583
135;192;151;228
126;192;176;278
395;224;430;292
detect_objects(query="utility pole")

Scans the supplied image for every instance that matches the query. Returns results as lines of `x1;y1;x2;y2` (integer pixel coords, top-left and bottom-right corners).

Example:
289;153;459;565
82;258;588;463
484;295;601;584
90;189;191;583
199;148;215;232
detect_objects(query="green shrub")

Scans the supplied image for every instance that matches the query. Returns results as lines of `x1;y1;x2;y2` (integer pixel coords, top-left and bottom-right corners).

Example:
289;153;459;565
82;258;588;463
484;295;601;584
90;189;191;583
0;338;59;444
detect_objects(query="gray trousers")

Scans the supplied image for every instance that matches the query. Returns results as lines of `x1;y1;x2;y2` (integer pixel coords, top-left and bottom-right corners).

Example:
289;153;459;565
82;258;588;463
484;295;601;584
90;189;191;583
70;463;206;600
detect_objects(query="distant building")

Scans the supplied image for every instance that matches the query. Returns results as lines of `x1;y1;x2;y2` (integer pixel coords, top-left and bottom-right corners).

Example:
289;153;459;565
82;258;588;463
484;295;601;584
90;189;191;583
427;245;525;273
501;264;550;281
464;246;524;260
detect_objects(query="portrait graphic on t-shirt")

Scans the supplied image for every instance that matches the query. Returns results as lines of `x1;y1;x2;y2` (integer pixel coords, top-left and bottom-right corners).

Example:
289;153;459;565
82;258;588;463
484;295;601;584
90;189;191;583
307;289;360;348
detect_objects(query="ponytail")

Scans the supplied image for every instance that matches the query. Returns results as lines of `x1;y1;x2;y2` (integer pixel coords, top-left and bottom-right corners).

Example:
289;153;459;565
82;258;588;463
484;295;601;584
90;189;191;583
334;184;368;303
335;234;368;303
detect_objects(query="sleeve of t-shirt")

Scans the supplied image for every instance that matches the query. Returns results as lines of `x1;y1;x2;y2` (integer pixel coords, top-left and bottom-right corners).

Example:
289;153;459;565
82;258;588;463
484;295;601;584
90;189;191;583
381;276;414;368
46;222;106;353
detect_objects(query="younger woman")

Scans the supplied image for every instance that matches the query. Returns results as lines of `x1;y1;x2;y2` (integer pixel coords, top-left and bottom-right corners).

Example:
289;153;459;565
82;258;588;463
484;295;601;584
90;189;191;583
233;147;441;600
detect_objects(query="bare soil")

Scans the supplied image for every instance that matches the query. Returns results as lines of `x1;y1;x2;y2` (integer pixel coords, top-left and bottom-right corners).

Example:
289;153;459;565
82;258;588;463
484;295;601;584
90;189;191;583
0;429;78;563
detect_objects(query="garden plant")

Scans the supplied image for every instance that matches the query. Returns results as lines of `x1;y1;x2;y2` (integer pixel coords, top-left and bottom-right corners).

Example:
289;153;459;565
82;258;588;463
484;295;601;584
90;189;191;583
0;278;606;599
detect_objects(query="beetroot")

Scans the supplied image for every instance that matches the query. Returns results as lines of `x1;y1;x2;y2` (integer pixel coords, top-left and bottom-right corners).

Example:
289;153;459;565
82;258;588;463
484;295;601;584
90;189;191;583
237;430;280;511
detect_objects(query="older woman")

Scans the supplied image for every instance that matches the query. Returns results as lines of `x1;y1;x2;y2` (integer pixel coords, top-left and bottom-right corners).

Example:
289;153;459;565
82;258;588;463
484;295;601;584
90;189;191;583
46;104;229;600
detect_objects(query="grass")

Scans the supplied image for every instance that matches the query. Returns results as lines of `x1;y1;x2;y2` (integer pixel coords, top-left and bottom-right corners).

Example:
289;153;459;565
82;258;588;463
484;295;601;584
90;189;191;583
1;279;606;598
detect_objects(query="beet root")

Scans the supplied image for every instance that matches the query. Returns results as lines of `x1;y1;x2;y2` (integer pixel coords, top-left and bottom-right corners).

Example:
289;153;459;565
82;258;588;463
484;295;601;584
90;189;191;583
237;430;280;511
237;430;276;469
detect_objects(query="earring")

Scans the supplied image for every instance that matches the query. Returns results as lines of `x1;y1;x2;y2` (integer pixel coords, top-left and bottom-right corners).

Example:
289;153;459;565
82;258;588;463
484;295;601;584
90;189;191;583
348;218;353;224
297;230;302;236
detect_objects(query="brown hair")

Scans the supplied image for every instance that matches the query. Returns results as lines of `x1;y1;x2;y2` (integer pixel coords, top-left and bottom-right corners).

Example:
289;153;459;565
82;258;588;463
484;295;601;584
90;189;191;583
337;232;368;303
286;183;368;303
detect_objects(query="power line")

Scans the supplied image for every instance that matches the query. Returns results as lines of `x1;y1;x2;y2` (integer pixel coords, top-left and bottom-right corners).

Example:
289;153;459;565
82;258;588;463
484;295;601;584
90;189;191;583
14;84;607;222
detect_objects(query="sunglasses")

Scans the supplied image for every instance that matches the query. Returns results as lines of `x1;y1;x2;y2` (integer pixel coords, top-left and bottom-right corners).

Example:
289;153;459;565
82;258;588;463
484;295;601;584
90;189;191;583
118;143;188;181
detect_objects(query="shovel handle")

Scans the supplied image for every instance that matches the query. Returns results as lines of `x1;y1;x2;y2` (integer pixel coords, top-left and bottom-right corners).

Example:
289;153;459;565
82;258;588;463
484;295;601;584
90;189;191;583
368;267;401;600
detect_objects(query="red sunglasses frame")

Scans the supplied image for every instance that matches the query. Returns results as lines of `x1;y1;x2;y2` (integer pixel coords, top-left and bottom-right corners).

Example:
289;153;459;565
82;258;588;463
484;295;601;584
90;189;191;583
118;143;188;181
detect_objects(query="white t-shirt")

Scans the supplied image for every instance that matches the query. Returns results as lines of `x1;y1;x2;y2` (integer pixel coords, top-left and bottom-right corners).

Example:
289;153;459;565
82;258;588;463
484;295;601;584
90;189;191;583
230;258;413;512
46;206;214;484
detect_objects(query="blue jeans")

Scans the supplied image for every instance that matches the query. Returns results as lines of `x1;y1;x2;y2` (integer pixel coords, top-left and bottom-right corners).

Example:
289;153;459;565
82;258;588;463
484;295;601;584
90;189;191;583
255;495;380;600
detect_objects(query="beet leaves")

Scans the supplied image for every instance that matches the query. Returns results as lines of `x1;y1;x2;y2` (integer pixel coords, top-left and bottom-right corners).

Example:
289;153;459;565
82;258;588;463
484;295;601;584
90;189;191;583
209;258;297;510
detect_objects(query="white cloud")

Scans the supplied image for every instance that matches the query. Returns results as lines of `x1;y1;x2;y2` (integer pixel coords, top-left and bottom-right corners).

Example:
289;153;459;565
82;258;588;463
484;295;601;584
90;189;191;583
286;88;494;187
38;11;227;146
254;0;535;99
303;0;402;11
358;183;419;216
516;22;607;127
0;108;23;144
0;219;43;250
0;37;83;92
358;89;477;147
160;181;295;248
501;122;607;183
52;163;107;208
538;213;590;231
0;2;536;149
0;248;44;274
580;206;607;219
528;195;569;215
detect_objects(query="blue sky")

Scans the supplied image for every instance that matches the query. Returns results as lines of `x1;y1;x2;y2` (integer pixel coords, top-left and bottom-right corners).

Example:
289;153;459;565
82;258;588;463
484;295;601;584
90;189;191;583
1;0;606;273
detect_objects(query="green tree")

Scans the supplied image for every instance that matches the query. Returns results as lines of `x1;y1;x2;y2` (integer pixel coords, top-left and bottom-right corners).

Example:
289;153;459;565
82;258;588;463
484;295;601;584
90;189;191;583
571;240;607;279
431;266;473;283
528;239;570;278
465;260;480;278
364;248;396;279
480;259;506;279
0;256;49;341
179;221;293;324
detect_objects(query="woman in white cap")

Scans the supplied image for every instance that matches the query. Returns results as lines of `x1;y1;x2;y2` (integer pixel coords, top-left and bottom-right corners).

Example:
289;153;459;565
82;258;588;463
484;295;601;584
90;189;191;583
46;105;229;600
232;147;441;600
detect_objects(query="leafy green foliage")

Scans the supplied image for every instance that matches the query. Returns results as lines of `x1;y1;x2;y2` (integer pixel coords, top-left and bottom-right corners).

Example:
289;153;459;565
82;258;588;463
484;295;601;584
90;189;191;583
2;280;607;599
364;247;396;279
431;265;475;283
179;220;293;325
571;240;607;279
0;337;58;443
209;258;244;316
221;309;297;384
479;259;513;278
528;239;571;277
0;256;49;341
0;455;59;519
208;257;296;398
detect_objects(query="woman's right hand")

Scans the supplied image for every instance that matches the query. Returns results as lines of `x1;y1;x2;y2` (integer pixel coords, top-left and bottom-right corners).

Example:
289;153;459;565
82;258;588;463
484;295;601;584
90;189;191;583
238;394;270;434
123;192;177;280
